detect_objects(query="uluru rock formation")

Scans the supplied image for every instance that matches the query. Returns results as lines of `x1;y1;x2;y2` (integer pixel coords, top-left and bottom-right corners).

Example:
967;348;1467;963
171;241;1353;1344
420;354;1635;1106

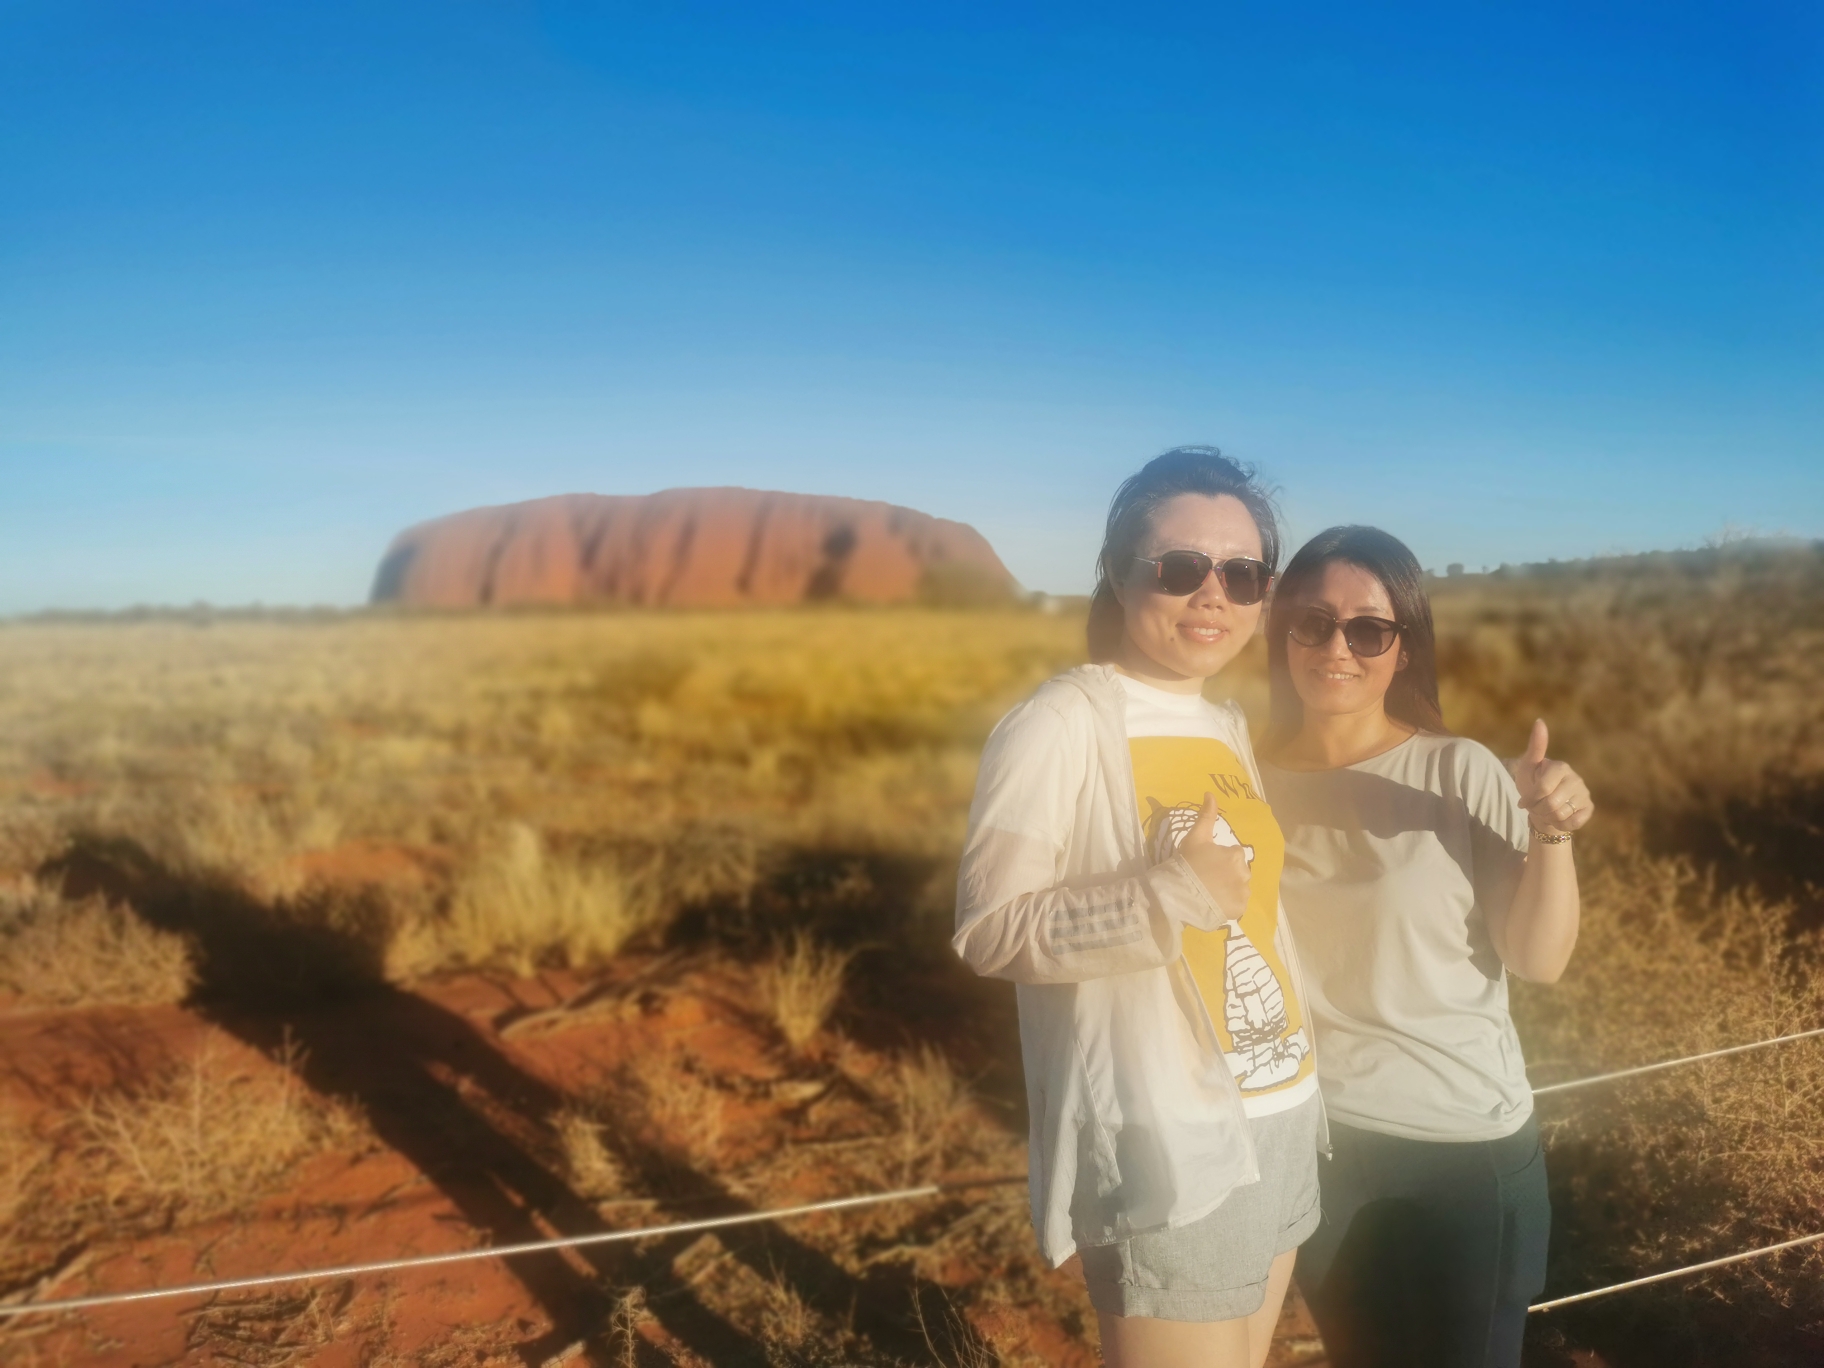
370;487;1016;609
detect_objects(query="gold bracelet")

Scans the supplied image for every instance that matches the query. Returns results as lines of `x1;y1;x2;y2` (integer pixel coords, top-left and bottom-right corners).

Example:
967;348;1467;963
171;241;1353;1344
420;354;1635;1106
1531;827;1573;845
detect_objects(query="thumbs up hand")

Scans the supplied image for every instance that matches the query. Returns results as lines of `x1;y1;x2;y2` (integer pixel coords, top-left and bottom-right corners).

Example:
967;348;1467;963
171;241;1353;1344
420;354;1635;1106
1505;719;1594;838
1176;792;1252;928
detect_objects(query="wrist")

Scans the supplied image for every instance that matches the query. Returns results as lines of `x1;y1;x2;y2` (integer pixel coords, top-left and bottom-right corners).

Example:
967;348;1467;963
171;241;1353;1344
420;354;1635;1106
1169;851;1234;928
1530;826;1573;846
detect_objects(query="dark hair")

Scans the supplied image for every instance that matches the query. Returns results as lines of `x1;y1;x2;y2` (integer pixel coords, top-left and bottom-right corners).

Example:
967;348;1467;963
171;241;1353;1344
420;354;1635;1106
1086;446;1282;662
1264;525;1447;750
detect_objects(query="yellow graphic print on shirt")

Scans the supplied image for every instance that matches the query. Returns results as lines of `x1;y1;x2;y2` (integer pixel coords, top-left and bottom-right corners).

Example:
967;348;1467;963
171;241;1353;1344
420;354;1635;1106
1129;736;1313;1100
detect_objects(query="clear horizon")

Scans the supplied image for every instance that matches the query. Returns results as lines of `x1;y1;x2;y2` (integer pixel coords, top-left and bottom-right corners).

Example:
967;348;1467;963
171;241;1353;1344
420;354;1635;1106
3;486;1817;618
3;3;1819;612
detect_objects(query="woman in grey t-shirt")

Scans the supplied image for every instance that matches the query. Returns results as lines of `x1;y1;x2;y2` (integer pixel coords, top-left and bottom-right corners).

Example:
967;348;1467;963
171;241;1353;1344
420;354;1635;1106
1258;526;1592;1368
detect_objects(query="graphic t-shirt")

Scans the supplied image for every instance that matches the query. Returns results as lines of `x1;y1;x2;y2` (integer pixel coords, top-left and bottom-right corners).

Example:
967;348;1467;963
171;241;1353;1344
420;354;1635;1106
1120;673;1317;1118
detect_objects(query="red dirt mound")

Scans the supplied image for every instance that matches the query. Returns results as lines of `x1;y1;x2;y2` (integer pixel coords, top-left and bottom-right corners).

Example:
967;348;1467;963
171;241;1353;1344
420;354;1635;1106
369;488;1016;608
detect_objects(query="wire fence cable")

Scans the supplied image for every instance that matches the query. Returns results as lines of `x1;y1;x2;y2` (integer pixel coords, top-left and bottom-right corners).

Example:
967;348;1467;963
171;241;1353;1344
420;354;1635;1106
1529;1230;1824;1313
0;1178;1025;1320
1528;1025;1824;1097
4;1025;1821;1323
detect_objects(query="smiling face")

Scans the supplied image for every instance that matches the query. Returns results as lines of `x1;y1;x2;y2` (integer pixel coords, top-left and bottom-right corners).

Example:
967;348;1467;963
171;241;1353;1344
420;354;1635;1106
1284;559;1408;717
1111;493;1265;689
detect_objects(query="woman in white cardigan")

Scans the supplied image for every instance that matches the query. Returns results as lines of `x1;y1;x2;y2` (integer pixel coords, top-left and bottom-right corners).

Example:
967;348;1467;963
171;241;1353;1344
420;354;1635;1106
955;447;1325;1368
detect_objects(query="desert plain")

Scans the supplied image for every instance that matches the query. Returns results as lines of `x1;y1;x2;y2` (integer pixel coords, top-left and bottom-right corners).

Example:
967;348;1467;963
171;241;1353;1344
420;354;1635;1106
2;542;1821;1367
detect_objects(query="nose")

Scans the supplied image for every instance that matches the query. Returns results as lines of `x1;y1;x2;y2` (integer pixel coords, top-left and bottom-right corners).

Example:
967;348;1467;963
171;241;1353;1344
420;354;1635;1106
1315;621;1352;659
1190;567;1229;608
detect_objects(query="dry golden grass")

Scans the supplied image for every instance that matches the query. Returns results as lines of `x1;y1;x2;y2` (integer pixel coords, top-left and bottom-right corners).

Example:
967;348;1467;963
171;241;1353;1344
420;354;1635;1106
876;1043;977;1180
755;1270;822;1355
0;608;1082;992
181;1283;359;1365
913;1287;1007;1368
604;1287;654;1368
1511;853;1824;1356
595;1027;1024;1367
717;1038;1000;1228
757;932;854;1050
552;1106;628;1201
1;544;1820;1362
613;1046;730;1173
0;1104;51;1236
71;1038;365;1223
135;782;344;904
441;823;654;977
1;1039;366;1288
0;877;195;1007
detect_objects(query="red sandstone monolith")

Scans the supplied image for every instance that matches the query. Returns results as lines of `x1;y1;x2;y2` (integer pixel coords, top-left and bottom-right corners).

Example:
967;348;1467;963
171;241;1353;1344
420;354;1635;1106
370;488;1016;608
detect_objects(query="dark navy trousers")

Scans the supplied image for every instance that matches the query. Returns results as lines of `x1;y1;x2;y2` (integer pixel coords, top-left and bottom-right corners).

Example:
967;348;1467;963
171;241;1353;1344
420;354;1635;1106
1295;1115;1551;1368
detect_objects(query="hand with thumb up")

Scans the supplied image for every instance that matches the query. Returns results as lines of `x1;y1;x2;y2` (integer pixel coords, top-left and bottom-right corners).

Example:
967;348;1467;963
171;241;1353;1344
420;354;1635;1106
1176;792;1253;929
1505;719;1595;839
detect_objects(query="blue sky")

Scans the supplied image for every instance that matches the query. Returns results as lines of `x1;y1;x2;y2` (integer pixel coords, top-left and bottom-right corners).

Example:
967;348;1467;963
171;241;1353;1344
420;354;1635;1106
2;1;1819;610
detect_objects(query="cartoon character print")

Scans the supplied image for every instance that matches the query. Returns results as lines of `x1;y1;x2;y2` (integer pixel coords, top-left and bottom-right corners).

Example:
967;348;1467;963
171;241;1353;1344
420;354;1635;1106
1145;797;1255;868
1220;929;1310;1089
1143;797;1312;1092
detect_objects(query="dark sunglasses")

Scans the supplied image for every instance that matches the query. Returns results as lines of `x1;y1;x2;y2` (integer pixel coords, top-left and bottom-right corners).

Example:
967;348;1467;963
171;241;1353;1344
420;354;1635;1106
1131;552;1274;605
1288;607;1403;658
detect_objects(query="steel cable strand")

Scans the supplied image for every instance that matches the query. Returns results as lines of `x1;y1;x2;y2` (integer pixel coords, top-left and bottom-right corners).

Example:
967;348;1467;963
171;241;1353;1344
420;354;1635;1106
7;1026;1824;1321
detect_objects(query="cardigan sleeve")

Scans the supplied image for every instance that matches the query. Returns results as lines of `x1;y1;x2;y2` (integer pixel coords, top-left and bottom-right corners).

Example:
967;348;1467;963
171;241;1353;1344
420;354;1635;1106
952;693;1226;984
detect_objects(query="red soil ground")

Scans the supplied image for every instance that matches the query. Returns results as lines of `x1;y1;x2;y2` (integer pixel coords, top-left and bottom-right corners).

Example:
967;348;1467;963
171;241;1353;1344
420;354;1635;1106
0;966;1331;1366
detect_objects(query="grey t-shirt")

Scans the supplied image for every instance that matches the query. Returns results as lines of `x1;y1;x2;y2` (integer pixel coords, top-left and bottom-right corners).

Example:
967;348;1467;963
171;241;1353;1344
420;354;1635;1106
1261;734;1533;1141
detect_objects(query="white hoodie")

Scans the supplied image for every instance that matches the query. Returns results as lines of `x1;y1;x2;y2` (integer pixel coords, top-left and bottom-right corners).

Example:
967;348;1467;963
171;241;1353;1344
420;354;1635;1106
953;663;1325;1266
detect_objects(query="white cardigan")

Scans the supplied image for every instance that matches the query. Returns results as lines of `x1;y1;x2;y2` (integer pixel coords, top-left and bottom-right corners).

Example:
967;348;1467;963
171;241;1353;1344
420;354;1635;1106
953;663;1324;1266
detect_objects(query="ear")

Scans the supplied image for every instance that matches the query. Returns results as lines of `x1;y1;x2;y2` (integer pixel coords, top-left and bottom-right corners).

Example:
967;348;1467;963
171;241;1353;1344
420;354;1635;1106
1108;556;1131;609
1395;647;1410;672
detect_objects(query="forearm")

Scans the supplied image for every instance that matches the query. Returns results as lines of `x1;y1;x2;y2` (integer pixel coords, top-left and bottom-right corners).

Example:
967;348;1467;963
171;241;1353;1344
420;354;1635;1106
1492;841;1580;983
954;855;1218;984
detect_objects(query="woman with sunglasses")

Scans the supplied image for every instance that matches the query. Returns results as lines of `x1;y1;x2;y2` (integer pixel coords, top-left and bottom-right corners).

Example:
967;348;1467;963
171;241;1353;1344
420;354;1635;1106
956;447;1324;1368
1258;525;1591;1368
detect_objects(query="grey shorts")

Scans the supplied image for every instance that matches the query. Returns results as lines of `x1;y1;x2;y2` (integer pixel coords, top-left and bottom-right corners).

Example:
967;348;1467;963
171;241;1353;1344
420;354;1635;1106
1079;1093;1323;1322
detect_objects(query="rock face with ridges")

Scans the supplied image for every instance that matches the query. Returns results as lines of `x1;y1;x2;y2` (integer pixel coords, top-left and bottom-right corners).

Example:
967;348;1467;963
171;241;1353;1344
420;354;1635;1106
370;487;1015;608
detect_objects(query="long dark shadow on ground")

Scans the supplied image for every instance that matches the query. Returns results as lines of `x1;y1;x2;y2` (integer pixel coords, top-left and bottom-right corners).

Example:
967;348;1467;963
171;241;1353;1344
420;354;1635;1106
51;838;765;1365
51;837;1000;1366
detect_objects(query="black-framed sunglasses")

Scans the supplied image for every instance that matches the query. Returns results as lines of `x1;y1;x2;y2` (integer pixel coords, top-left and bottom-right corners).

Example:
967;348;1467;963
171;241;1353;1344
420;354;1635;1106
1288;607;1404;658
1131;552;1274;605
